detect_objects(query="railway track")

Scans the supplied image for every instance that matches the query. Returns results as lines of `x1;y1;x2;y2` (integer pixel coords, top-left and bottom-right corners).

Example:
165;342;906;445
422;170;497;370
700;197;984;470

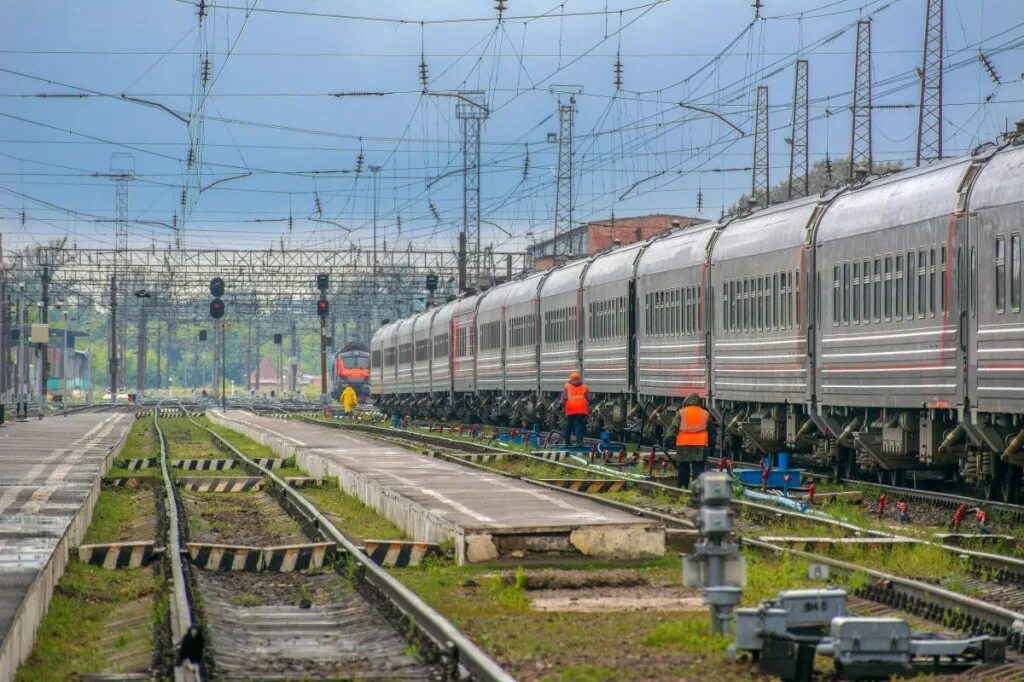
152;404;511;681
296;416;1024;657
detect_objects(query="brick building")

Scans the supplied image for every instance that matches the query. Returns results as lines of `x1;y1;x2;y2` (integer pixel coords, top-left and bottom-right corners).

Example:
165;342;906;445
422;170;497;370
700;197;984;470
527;214;703;270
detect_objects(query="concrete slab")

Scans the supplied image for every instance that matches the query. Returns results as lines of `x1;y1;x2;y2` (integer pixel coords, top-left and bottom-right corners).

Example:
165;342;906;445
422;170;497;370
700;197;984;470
211;410;665;565
0;410;132;680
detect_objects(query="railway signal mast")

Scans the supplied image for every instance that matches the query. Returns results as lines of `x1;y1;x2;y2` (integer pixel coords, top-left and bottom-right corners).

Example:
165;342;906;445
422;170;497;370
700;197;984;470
209;277;226;410
317;273;330;406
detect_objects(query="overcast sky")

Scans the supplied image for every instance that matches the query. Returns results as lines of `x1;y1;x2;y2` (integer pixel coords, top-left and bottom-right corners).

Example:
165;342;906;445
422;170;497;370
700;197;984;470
2;0;1022;256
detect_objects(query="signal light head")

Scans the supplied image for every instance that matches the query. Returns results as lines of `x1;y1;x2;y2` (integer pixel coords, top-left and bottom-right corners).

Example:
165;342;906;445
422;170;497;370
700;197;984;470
209;277;225;298
316;273;329;292
209;298;225;319
317;298;329;317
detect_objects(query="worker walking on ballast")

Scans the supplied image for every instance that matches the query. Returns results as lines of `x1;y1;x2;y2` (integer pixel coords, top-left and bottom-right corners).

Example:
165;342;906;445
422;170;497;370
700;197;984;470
340;384;358;416
669;394;712;488
558;371;594;447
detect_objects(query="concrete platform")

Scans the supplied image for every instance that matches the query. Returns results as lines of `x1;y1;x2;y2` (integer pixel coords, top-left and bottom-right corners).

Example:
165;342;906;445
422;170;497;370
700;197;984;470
0;411;132;680
210;410;665;564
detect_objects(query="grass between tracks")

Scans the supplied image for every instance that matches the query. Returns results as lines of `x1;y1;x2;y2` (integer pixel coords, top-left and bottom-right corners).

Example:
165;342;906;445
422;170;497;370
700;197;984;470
17;416;163;681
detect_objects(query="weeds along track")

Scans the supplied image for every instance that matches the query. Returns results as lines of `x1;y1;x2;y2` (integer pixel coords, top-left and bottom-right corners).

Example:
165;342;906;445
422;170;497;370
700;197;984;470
157;404;510;682
298;418;1024;652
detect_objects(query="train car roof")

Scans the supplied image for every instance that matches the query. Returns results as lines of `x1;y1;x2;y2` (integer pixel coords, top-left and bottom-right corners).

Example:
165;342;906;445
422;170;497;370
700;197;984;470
713;193;820;261
582;241;646;286
501;271;547;307
453;292;481;318
475;279;517;316
970;143;1024;212
635;221;719;277
539;257;591;298
817;155;971;242
370;319;400;347
411;307;437;334
429;298;459;328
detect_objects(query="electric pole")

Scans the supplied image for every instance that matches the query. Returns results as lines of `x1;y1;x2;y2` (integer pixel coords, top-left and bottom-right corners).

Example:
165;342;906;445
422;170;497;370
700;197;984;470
753;86;770;206
850;20;873;176
788;60;810;200
916;0;944;166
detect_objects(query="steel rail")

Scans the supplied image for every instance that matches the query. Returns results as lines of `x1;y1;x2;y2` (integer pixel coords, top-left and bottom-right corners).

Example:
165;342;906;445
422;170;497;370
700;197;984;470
742;537;1024;649
195;408;514;682
153;402;203;682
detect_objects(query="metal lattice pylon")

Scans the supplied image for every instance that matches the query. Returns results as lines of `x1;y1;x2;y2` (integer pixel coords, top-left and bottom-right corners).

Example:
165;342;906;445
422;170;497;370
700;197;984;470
455;91;488;280
752;86;770;206
554;96;577;256
916;0;944;166
850;20;873;176
788;60;810;200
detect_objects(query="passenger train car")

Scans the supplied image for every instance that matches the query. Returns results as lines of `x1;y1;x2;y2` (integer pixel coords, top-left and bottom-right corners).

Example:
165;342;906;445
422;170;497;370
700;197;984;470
372;129;1024;501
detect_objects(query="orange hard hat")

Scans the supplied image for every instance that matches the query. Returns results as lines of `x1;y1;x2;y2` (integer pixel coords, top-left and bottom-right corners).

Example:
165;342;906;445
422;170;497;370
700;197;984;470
569;371;582;381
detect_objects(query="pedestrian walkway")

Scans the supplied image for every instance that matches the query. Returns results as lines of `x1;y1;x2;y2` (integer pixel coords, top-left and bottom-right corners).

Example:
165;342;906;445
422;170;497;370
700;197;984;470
212;410;665;564
0;410;132;680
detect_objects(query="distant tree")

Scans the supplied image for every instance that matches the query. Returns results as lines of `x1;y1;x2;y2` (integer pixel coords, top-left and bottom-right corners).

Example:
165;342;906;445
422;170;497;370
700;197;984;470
729;156;905;215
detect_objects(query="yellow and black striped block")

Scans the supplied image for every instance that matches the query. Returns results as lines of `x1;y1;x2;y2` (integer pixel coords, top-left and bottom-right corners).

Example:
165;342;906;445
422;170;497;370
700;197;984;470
363;540;442;567
171;458;236;471
177;477;263;493
541;479;626;494
186;542;335;572
757;536;915;553
263;543;334;572
283;477;325;488
529;450;573;462
116;458;158;471
187;543;263;571
104;476;150;487
78;541;159;569
252;458;285;469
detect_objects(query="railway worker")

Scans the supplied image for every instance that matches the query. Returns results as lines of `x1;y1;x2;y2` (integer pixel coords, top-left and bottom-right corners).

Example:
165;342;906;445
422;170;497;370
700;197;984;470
806;480;816;504
718;455;734;476
669;394;711;488
876;491;888;519
896;498;909;525
340;384;358;415
976;507;990;535
558;371;593;447
951;503;969;531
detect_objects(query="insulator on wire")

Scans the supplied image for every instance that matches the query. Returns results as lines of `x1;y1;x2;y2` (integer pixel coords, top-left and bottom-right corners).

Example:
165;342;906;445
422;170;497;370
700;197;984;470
496;0;507;20
180;188;187;208
396;213;402;234
824;153;834;184
355;148;364;174
978;52;1001;85
696;188;704;213
314;193;323;216
197;0;207;21
201;54;212;87
614;52;623;90
419;58;429;92
428;200;440;222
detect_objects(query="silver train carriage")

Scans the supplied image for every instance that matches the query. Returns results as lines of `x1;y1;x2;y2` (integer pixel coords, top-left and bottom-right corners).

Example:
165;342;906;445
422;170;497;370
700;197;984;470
371;131;1024;500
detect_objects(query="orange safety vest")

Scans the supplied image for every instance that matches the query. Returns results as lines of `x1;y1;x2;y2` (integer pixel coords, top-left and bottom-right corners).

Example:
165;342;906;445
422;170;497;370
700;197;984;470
564;382;590;416
676;405;710;447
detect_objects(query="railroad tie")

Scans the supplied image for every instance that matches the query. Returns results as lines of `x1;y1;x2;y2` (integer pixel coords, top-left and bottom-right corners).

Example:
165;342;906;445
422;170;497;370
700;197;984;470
363;540;442;568
252;458;285;469
263;543;335;572
187;543;263;571
78;541;160;569
177;477;263;493
542;479;626;494
116;458;158;471
171;458;236;471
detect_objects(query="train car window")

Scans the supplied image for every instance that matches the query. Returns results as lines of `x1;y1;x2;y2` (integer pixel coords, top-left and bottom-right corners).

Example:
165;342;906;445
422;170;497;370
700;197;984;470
918;251;928;318
895;255;904;319
852;262;861;323
940;244;948;313
399;342;412;364
1012;235;1021;312
371;349;382;368
831;266;839;323
794;270;800;327
384;346;397;367
415;339;430;362
434;333;448;359
862;260;872;323
884;256;893;320
928;248;936;316
731;281;739;332
873;258;882;322
842;262;851;324
996;236;1006;314
722;284;729;333
770;273;777;329
907;251;916;319
754;277;761;331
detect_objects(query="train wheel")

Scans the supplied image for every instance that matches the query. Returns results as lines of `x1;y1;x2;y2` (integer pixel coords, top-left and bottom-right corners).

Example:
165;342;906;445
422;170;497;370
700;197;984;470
1002;464;1021;504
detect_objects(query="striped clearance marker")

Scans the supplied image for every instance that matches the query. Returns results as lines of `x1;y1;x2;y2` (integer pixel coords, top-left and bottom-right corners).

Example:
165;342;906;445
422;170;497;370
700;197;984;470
283;477;325;488
78;541;160;569
116;458;158;471
363;540;442;568
104;477;151;487
540;479;626;494
529;451;573;462
177;477;263;493
187;543;262;571
252;458;285;469
451;454;507;465
171;459;236;471
186;542;335;572
263;543;335;572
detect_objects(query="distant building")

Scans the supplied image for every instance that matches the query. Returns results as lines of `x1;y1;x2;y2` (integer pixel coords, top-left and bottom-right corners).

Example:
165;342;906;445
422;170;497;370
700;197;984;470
527;214;703;270
249;357;280;389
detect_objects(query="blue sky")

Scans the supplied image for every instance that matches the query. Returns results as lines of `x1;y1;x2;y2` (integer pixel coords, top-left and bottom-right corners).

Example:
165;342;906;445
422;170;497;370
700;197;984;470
1;0;1022;255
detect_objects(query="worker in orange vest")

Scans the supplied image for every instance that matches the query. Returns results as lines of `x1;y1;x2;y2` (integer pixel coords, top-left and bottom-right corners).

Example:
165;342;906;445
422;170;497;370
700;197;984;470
669;394;712;488
558;371;593;447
